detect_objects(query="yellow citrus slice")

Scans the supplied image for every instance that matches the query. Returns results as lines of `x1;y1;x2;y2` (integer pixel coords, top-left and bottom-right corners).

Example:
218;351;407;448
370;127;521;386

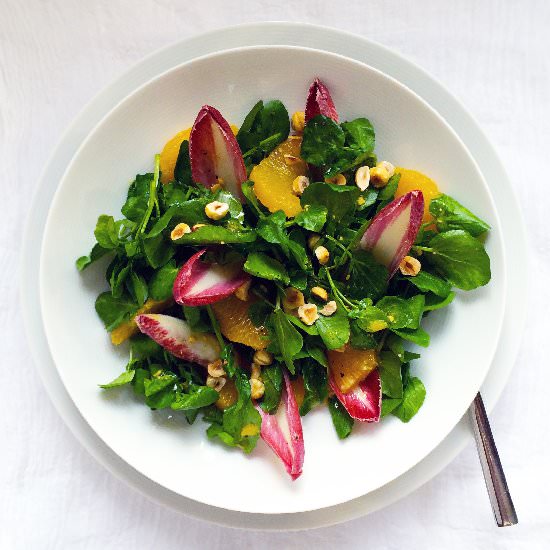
211;295;269;350
327;345;378;394
250;137;307;217
394;167;441;223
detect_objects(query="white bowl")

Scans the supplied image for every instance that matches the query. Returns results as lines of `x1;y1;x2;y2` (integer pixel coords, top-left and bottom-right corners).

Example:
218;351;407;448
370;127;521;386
40;45;505;514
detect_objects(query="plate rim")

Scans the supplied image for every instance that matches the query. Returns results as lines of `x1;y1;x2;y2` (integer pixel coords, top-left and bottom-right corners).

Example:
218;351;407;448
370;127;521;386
21;21;527;530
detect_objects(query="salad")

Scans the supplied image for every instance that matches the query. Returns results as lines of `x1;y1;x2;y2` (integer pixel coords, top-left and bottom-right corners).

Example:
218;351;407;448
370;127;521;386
77;79;491;480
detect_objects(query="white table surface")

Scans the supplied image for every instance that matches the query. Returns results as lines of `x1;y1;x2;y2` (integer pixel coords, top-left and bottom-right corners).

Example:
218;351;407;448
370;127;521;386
2;1;548;548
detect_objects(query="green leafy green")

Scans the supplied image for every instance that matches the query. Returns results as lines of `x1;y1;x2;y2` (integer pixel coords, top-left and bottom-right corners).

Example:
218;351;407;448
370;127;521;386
422;230;491;290
378;351;403;398
99;369;135;389
328;396;354;439
144;373;178;397
392;326;430;347
244;252;290;284
94;215;119;249
173;140;192;185
76;243;111;271
171;385;219;410
261;363;283;414
376;295;425;330
392;376;426;422
341;118;375;154
430;194;490;237
268;309;303;374
294;204;328;232
300;361;328;416
301;115;345;167
405;270;451;298
347;250;388;300
149;260;179;301
95;291;137;331
315;298;350;350
173;225;256;245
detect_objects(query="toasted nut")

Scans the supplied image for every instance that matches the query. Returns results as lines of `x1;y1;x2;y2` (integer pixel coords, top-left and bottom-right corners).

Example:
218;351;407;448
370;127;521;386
314;245;330;265
250;363;262;380
357;196;366;206
216;177;225;186
319;300;337;316
284;154;301;166
308;234;321;250
206;375;226;392
207;359;225;378
250;378;265;399
253;350;273;366
311;286;328;301
355;165;371;191
298;303;319;326
291;111;306;133
205;201;229;220
283;287;305;312
192;223;206;231
378;161;395;178
399;255;421;276
211;183;222;193
325;173;346;186
291;175;310;196
170;223;191;240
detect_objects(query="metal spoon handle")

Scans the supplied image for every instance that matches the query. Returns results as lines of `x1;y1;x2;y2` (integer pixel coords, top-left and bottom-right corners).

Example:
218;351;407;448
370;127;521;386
469;392;518;526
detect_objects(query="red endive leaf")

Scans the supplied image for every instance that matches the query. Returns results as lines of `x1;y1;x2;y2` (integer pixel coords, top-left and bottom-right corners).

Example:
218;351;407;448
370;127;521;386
135;314;220;366
189;105;247;202
258;372;305;480
173;248;249;306
360;190;424;277
329;369;381;422
305;78;339;122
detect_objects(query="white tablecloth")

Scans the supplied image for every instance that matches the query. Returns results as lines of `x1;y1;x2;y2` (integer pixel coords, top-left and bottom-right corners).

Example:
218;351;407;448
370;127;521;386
2;0;548;548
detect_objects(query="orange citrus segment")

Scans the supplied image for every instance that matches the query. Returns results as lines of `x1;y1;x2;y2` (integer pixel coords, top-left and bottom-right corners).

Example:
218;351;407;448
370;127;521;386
327;345;378;394
160;124;238;185
250;137;307;217
394;167;440;223
211;295;269;350
216;378;238;410
110;298;174;345
290;377;305;410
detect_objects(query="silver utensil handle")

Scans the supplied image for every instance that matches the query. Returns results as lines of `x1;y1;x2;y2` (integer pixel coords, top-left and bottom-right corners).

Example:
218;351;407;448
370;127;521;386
469;392;518;527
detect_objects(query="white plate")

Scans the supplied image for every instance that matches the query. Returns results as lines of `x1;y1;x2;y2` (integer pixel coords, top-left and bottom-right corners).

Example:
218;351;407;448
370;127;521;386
22;23;527;529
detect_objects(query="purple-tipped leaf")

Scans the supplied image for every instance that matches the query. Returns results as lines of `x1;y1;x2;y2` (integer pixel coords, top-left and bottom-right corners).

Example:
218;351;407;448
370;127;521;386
173;248;249;306
360;190;424;277
305;78;339;123
135;314;220;367
189;105;247;202
258;371;305;480
329;369;381;422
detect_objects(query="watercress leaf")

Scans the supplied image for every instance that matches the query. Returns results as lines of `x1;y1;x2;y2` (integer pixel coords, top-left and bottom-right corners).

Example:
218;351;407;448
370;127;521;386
423;230;491;290
95;291;137;331
130;334;162;361
129;270;148;306
241;180;265;217
378;351;403;399
376;295;425;330
260;363;283;414
171;385;219;410
160;181;189;210
173;139;192;185
377;173;400;202
300;361;328;416
144;374;178;397
244;252;290;284
347;250;388;301
183;305;210;333
392;326;430;347
148;201;209;238
173;225;256;245
381;397;401;417
94;215;119;249
305;342;328;368
301;182;360;230
315;298;350;350
392;377;426;422
430;194;491;237
149;260;179;301
341;118;375;154
143;233;175;269
424;291;455;311
110;260;131;298
99;369;135;389
270;309;303;374
405;270;452;298
328;396;354;439
121;173;153;222
353;305;389;332
257;210;288;247
349;321;378;349
132;368;149;396
248;301;271;328
214;189;245;224
301;115;345;167
294;204;328;232
145;386;176;409
76;243;111;271
287;313;319;336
